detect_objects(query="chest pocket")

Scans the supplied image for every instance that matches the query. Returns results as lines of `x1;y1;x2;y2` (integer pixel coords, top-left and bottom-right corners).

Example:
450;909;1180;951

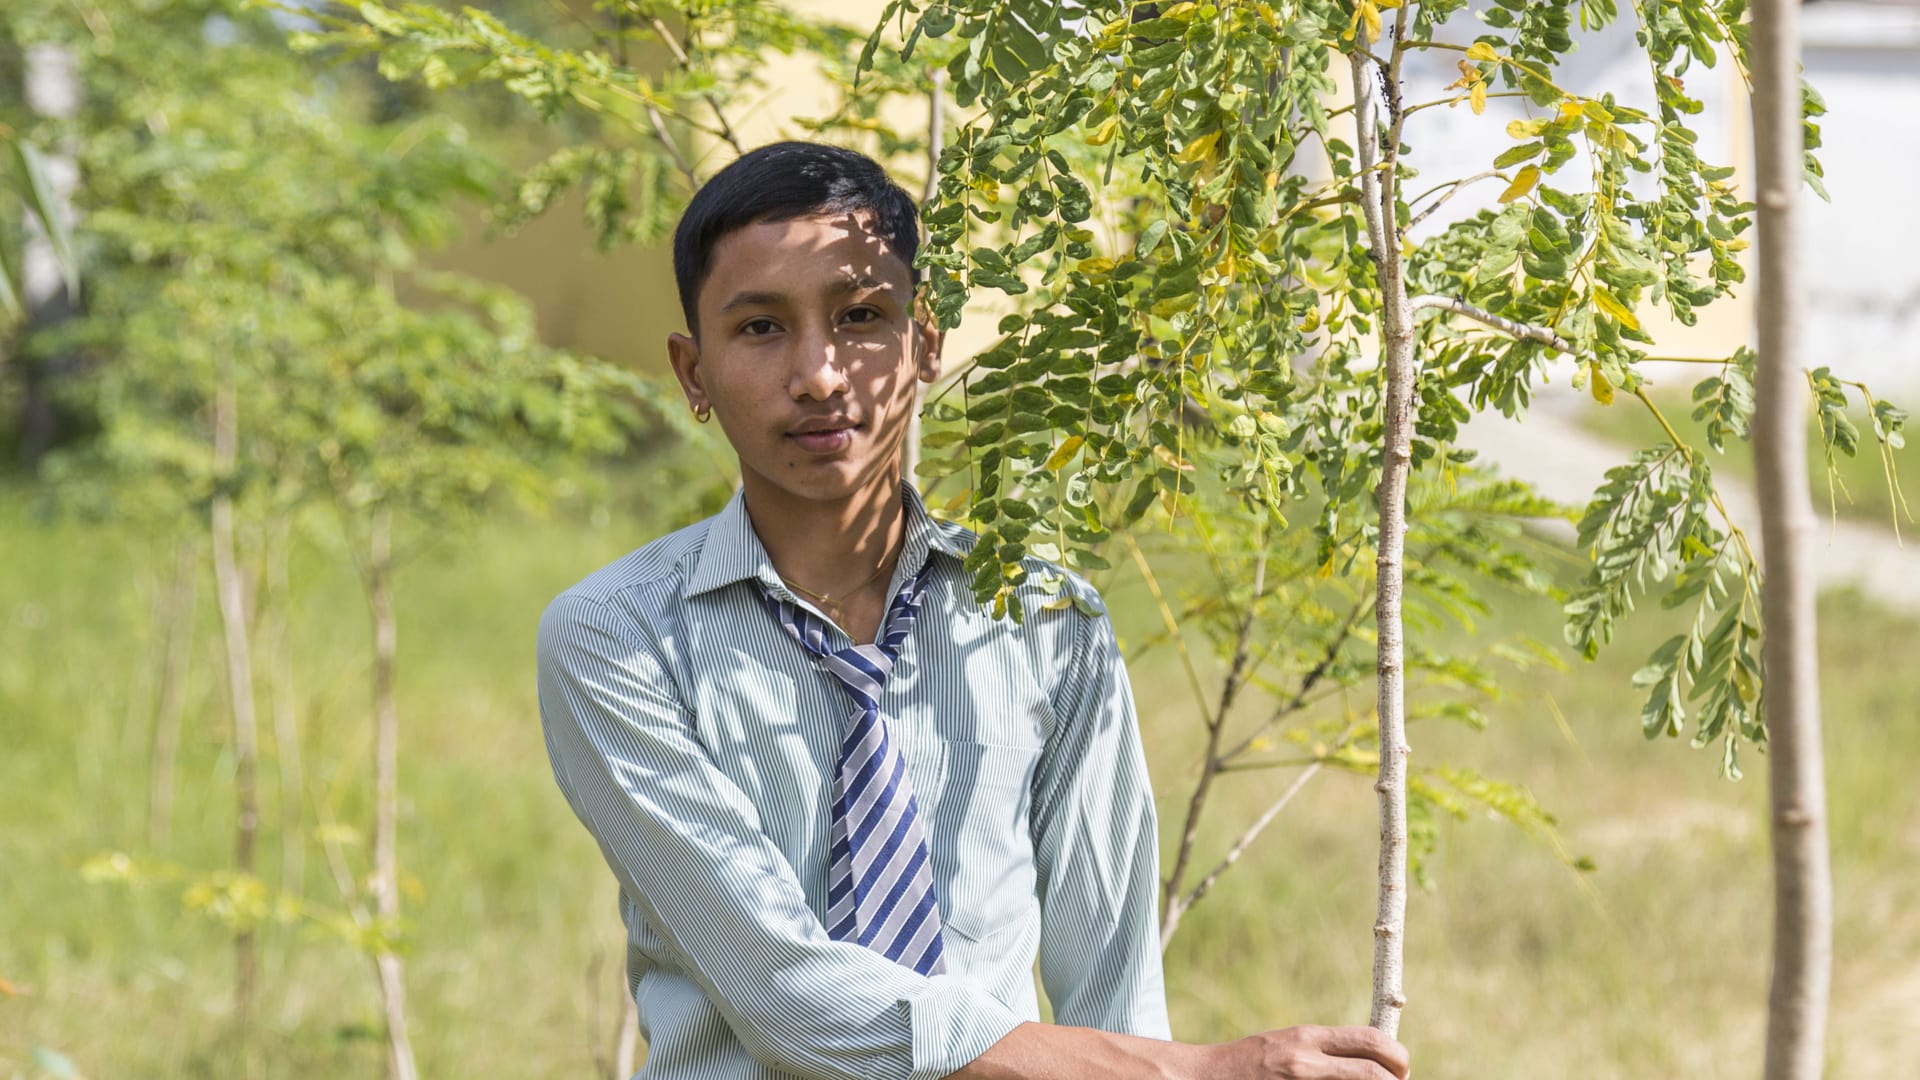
926;738;1042;944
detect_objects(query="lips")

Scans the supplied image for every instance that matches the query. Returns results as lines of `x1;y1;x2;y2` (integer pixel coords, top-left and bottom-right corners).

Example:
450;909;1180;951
787;416;859;454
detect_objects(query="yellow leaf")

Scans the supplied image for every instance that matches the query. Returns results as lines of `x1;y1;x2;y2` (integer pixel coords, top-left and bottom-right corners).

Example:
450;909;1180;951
1077;256;1115;275
1153;444;1195;471
1175;130;1222;165
1506;118;1546;139
1558;100;1585;122
1343;0;1381;42
1044;435;1085;471
1086;115;1120;146
1470;80;1488;115
1592;286;1641;331
1589;364;1615;406
1465;41;1500;62
1498;164;1540;203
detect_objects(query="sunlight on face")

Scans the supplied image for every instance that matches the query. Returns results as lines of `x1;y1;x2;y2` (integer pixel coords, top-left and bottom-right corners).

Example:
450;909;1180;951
668;211;941;510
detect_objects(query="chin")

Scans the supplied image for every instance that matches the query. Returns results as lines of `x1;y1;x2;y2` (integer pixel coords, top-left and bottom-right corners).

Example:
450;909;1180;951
748;452;896;505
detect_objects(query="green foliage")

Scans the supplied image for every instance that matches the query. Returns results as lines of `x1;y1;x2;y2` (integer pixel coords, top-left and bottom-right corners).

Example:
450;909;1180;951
12;0;661;534
288;0;874;244
863;0;1875;778
0;140;81;318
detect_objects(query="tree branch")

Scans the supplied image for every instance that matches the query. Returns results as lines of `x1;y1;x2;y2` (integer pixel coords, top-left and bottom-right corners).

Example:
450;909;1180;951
1409;294;1575;353
646;104;699;187
1406;170;1500;233
645;14;744;153
1171;725;1362;931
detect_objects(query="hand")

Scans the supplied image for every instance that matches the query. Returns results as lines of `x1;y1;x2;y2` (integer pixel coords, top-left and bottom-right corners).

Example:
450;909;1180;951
1211;1025;1410;1080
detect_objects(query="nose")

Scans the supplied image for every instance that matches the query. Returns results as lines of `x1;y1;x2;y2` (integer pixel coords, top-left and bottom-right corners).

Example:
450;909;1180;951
787;324;849;402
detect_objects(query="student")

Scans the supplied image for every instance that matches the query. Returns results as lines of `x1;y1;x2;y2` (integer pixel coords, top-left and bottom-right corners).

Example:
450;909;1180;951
537;141;1409;1080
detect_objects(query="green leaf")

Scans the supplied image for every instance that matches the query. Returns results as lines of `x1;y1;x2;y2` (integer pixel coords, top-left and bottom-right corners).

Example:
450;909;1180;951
1136;219;1170;258
14;142;80;301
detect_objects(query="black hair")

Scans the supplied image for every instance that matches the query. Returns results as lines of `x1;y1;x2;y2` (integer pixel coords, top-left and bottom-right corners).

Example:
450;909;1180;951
671;141;921;335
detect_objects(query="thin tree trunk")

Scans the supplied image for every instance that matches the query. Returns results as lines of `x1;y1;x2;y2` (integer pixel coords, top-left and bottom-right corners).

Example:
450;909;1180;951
1751;2;1832;1077
209;363;260;1023
265;518;305;896
614;985;640;1079
149;538;199;848
367;505;419;1080
1350;19;1414;1038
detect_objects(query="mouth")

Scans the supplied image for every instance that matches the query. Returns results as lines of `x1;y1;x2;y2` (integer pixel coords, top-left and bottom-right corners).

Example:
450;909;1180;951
787;417;860;454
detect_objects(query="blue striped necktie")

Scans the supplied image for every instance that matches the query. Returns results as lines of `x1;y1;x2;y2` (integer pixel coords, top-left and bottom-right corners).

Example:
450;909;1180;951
761;561;948;976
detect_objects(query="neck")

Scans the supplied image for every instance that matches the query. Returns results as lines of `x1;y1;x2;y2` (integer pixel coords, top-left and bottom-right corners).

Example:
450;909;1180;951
741;468;908;600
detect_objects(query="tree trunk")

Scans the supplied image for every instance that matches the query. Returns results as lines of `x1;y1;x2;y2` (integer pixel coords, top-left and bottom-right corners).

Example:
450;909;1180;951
17;43;81;466
1751;2;1832;1077
148;538;199;848
1349;27;1414;1039
209;363;260;1022
614;989;640;1079
367;505;419;1080
265;519;305;895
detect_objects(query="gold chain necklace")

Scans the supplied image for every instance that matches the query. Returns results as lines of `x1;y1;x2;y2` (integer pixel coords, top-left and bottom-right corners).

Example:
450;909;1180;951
782;532;903;629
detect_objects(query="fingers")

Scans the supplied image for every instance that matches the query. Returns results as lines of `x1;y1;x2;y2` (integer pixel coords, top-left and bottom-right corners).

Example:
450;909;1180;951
1318;1058;1401;1080
1307;1026;1411;1080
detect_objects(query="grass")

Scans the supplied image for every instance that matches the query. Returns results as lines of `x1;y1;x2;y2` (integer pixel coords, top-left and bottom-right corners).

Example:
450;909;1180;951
1579;385;1915;533
3;475;1917;1079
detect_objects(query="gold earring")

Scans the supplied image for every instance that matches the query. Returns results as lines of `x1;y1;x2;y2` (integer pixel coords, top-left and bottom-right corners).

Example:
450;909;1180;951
693;403;712;424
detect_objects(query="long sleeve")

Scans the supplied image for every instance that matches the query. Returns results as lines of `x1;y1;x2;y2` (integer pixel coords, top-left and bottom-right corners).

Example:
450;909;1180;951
1027;607;1172;1037
537;592;1024;1080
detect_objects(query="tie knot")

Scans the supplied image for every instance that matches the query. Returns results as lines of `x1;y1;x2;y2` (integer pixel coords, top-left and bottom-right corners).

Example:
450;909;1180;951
762;562;936;690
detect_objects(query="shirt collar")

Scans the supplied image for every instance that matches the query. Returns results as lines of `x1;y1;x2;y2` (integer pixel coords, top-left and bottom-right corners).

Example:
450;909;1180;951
683;482;971;602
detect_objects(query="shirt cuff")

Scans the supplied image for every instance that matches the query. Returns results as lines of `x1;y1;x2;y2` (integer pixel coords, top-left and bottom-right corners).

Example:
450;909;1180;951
900;975;1026;1080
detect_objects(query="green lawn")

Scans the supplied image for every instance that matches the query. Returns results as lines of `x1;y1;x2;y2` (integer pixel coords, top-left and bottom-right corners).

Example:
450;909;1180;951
3;476;1915;1078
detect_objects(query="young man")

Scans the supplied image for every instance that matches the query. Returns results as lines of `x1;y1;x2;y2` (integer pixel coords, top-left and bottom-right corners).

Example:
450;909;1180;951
537;141;1409;1080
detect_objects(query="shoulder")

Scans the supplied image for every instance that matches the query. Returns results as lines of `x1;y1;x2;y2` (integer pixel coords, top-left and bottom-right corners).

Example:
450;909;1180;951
538;516;713;650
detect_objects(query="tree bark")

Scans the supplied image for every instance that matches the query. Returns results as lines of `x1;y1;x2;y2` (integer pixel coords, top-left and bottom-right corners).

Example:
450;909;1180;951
1349;23;1414;1038
367;505;419;1080
1751;2;1832;1078
614;989;640;1079
265;519;305;895
148;538;199;848
209;362;260;1022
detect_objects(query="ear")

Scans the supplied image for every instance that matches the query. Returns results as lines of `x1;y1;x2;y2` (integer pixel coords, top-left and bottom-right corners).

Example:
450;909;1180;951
667;332;707;413
912;300;944;385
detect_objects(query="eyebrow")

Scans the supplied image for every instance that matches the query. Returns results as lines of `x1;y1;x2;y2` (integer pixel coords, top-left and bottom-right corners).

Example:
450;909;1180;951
716;276;895;314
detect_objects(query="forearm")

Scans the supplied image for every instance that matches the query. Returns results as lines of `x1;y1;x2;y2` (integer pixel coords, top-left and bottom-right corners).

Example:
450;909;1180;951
951;1021;1213;1080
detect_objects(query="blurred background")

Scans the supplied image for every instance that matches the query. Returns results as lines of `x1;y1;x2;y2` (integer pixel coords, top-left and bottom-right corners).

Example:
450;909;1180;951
3;1;1917;1077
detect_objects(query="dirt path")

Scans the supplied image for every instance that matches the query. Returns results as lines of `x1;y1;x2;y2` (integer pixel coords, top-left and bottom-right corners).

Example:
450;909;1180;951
1456;384;1920;611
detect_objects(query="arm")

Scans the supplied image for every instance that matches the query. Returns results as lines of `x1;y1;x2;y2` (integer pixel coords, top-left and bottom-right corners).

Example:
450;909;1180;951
952;606;1411;1080
1026;606;1168;1036
537;592;1023;1080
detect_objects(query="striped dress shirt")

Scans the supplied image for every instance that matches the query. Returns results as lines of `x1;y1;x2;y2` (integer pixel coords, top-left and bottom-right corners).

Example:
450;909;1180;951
537;483;1170;1080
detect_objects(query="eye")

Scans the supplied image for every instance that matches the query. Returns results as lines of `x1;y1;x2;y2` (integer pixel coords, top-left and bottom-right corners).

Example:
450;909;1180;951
842;306;883;326
739;317;781;337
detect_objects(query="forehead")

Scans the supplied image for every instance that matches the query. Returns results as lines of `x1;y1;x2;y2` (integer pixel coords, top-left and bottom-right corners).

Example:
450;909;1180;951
701;211;913;305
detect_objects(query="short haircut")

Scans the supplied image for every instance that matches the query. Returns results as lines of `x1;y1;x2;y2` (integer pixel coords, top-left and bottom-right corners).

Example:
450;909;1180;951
671;141;921;335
